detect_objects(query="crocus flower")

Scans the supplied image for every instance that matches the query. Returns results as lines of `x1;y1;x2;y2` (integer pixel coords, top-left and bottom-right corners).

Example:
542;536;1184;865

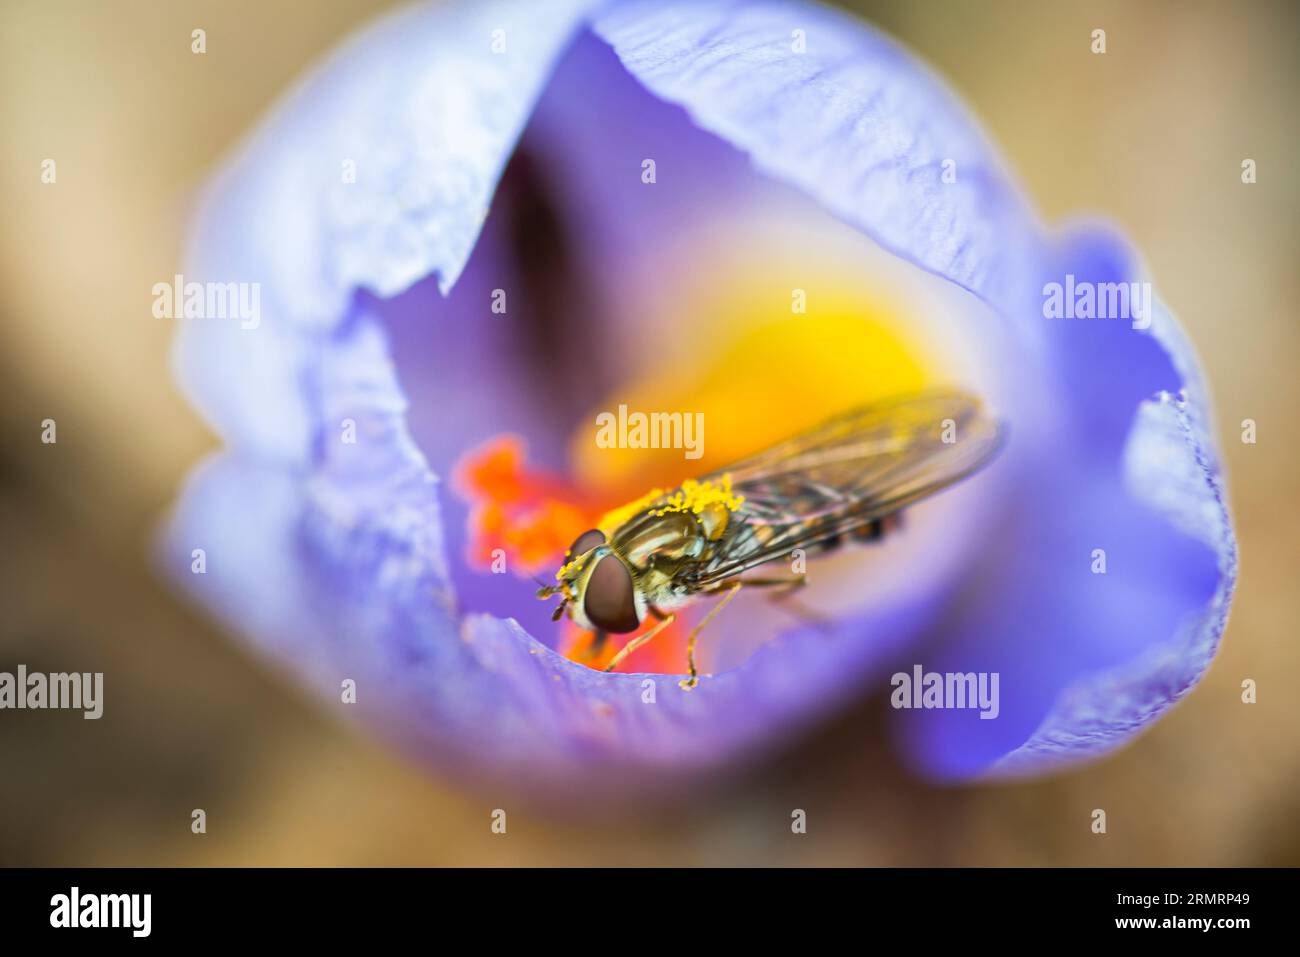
166;0;1235;799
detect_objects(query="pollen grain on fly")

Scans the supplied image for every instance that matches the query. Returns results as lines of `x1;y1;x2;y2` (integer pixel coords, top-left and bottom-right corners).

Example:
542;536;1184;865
596;475;744;534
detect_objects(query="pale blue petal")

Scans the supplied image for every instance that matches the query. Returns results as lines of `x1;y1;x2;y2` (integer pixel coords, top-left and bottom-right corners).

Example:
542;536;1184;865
993;373;1237;773
174;0;598;461
592;0;1044;315
890;223;1235;777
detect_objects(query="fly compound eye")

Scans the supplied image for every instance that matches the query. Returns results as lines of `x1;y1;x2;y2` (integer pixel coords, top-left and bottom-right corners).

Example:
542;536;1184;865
583;554;640;634
567;528;606;560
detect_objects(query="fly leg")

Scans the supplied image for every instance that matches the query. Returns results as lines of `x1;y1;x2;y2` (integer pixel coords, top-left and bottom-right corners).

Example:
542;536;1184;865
736;574;807;590
578;629;608;666
603;608;675;674
681;581;744;690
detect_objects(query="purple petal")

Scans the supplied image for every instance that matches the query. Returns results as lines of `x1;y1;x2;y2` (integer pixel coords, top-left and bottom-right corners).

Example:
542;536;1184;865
992;390;1235;774
891;225;1235;777
173;0;598;459
592;0;1043;314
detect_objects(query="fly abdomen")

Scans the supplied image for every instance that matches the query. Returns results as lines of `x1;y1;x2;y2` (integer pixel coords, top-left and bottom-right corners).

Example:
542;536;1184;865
852;513;903;542
816;514;901;555
815;530;844;553
850;518;884;543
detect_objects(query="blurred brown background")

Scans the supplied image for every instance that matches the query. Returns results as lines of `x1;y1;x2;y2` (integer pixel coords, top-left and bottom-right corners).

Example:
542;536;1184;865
1;0;1296;865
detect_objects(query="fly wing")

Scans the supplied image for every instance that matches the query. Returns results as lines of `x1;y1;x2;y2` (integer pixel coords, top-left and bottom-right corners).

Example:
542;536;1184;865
688;389;1004;587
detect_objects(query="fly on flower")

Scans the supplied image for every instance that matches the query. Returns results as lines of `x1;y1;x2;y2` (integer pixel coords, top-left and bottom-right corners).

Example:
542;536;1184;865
539;389;1005;688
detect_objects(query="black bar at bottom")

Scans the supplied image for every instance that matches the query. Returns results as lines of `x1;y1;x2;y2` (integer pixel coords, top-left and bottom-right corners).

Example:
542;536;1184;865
0;867;1282;942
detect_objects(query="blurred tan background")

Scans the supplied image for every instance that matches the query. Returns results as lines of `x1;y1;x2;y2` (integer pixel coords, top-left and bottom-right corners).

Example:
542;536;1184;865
1;0;1296;865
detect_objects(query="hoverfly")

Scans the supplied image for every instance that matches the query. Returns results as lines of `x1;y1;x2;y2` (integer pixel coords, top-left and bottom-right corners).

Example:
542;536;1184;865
537;389;1004;689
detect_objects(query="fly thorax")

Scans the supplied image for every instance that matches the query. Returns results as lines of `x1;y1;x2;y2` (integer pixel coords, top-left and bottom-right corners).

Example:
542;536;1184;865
614;510;707;570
